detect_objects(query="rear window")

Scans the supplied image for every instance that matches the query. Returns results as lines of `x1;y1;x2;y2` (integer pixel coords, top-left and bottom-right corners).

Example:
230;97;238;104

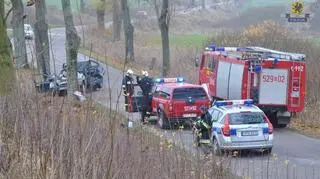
172;87;208;100
228;112;266;125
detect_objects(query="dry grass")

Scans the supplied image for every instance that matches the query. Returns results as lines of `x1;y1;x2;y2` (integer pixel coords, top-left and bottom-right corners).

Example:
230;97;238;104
0;69;232;179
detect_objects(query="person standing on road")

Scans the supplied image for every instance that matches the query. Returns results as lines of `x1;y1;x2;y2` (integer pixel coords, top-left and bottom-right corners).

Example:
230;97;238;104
122;69;134;111
195;106;212;140
136;70;154;123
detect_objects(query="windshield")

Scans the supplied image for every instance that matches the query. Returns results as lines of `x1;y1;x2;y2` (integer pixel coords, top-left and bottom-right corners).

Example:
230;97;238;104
228;112;266;125
172;87;208;100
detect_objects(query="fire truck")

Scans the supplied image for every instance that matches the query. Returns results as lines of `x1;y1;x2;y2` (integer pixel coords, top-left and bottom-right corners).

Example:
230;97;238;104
127;77;211;129
195;45;306;128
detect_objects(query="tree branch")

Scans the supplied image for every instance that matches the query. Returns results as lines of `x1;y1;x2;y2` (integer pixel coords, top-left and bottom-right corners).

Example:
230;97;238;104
4;6;13;23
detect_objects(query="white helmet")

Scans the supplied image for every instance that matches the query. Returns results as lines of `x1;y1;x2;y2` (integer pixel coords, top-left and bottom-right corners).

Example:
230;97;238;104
142;70;148;77
126;69;133;76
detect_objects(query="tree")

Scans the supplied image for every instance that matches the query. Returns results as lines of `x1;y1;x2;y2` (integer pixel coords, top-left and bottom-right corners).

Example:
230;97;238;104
96;0;106;29
0;0;14;94
10;0;28;68
121;0;134;62
80;0;85;12
201;0;205;9
27;0;51;77
61;0;81;99
154;0;170;76
112;0;121;41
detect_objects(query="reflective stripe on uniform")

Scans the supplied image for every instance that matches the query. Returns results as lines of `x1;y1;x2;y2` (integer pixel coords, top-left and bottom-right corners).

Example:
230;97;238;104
127;81;132;84
201;121;210;129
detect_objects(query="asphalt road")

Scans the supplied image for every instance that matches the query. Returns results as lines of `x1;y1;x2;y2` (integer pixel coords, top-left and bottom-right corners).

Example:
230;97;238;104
25;26;320;179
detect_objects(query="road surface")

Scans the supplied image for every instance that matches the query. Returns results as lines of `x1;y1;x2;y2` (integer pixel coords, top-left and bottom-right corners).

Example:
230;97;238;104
25;26;320;179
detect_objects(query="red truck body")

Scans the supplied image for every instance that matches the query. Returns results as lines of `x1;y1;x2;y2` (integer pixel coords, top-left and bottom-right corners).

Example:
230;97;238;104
196;46;306;127
127;77;211;129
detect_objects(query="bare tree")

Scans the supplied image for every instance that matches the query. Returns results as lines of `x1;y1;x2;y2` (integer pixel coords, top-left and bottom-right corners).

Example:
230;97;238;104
112;0;121;41
96;0;106;29
61;0;81;99
80;0;85;12
10;0;28;68
121;0;134;62
1;0;15;94
201;0;205;9
154;0;170;76
27;0;51;77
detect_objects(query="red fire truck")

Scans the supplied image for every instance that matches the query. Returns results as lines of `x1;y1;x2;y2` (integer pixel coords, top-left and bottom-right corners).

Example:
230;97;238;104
195;45;306;127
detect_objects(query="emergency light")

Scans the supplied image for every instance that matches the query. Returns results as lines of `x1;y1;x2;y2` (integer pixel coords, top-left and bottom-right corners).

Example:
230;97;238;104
214;99;254;107
205;45;253;52
154;77;185;84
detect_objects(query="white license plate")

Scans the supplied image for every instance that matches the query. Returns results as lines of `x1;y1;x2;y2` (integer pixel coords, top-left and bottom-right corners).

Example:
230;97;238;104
241;131;259;136
183;113;197;118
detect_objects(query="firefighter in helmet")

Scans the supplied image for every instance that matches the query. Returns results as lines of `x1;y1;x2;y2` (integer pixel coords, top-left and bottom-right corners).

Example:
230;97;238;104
136;70;154;123
122;69;134;111
195;106;212;140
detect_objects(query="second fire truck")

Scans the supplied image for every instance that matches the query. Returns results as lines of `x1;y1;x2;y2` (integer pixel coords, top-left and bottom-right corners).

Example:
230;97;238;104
195;45;306;128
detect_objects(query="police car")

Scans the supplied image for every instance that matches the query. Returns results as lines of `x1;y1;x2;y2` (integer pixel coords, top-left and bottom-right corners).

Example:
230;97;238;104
209;99;273;155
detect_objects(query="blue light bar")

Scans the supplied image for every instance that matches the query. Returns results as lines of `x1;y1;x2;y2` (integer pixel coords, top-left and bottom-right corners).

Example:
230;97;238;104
243;99;254;105
205;46;255;52
154;77;185;84
214;101;233;107
214;99;253;107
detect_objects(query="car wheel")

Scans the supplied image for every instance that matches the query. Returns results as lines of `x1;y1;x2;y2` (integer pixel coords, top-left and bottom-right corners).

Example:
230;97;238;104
277;124;287;128
265;148;272;155
212;138;222;156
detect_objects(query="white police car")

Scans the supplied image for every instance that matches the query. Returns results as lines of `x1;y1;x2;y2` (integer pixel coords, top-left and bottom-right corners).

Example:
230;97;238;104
209;99;273;155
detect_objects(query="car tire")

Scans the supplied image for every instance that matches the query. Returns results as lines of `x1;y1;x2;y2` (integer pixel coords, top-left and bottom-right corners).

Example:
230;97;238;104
277;124;287;128
158;111;168;129
265;147;272;155
212;138;222;156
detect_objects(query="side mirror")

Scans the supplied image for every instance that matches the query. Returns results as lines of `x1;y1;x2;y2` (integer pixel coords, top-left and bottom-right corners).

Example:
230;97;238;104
195;57;199;67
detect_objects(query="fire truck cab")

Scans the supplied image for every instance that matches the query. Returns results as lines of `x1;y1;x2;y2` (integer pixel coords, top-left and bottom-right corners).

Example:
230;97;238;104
195;45;306;128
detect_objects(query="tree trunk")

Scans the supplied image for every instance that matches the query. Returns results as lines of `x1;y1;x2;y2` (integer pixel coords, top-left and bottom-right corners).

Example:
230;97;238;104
80;0;85;12
10;0;27;68
122;0;134;62
112;0;121;41
61;0;81;99
0;0;14;94
191;0;195;7
96;0;105;29
158;0;170;77
35;0;50;77
201;0;205;9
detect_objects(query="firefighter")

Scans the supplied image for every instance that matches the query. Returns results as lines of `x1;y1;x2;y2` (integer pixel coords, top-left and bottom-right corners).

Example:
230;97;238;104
122;69;134;111
136;70;154;123
195;106;212;140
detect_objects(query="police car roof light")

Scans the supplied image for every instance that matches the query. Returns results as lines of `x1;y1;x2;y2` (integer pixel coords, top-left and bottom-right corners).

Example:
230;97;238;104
215;99;253;107
215;101;233;107
154;77;185;84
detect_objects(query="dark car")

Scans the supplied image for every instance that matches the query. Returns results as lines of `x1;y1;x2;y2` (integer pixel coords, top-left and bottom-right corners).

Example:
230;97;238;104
76;60;105;91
